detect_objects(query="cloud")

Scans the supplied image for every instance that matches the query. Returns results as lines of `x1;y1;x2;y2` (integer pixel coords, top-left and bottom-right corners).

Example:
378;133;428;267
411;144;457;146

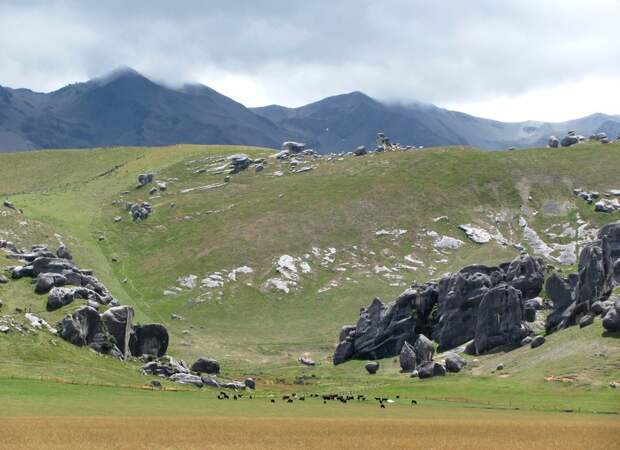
1;0;619;120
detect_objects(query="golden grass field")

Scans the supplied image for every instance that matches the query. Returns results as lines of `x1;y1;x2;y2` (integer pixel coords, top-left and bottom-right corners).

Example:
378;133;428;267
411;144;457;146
4;410;620;450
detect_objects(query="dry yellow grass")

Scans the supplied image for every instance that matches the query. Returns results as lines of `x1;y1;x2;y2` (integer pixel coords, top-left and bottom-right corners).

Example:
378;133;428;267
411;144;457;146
3;413;619;450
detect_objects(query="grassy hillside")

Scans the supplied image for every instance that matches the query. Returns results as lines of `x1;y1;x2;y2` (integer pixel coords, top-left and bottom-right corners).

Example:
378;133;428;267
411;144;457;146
1;142;619;413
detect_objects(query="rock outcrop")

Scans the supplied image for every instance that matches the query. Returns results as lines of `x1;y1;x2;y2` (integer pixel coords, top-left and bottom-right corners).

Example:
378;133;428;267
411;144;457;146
333;283;437;364
546;224;616;332
473;284;527;354
602;298;620;332
433;254;544;351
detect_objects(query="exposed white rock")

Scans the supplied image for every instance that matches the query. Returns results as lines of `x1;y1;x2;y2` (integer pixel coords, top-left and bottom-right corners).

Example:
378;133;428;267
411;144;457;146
459;224;492;244
24;313;56;334
404;255;424;265
434;235;464;250
558;242;577;265
276;255;299;281
375;229;407;238
177;274;198;289
264;278;295;293
228;266;254;281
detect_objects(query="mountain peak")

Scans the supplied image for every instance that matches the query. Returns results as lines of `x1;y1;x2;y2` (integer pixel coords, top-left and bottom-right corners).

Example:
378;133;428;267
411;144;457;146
93;66;152;87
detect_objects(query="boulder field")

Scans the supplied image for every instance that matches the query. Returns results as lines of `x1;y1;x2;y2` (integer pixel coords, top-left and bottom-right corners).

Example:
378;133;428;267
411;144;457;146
334;222;620;374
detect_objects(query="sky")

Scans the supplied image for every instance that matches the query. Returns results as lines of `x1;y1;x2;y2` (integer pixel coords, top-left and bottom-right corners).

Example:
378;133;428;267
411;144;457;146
1;0;619;122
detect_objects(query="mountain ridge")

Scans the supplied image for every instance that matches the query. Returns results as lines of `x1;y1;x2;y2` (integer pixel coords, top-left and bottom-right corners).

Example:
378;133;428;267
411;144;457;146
1;68;619;152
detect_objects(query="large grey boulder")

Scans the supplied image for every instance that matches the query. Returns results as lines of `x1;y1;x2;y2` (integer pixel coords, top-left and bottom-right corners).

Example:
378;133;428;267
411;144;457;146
129;323;169;357
530;335;545;348
47;287;77;311
503;254;545;299
602;298;620;332
30;257;76;276
413;334;434;364
130;202;152;222
191;357;220;374
417;362;446;379
576;239;613;309
433;264;502;350
35;273;66;294
57;306;113;353
281;141;305;153
473;284;526;354
365;361;379;374
548;136;559;148
0;274;8;284
399;341;417;372
101;306;134;355
229;154;252;173
444;354;467;373
138;173;154;186
561;135;579;147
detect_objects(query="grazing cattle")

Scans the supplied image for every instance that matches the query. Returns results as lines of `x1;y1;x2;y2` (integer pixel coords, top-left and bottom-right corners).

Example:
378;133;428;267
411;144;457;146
299;396;305;401
270;399;275;403
233;395;238;400
282;395;290;401
287;398;294;403
380;404;386;409
411;400;418;405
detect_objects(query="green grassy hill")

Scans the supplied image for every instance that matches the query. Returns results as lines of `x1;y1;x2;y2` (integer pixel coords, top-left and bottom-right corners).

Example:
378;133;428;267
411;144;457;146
1;142;619;413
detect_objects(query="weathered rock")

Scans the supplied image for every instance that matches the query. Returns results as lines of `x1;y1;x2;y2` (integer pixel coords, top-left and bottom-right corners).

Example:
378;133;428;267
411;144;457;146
170;373;203;387
35;273;66;294
399;341;417;372
413;334;434;364
47;287;77;310
138;173;154;186
548;136;559;148
602;298;620;332
473;284;526;354
229;154;252;173
298;356;316;366
31;257;76;276
281;141;305;153
530;335;545;348
221;381;246;390
598;222;620;283
56;245;72;260
434;264;502;350
575;238;613;309
503;254;545;299
0;274;8;284
444;354;467;373
130;202;152;222
141;356;188;377
417;362;446;379
201;376;220;388
459;224;492;244
129;323;169;357
496;363;504;370
365;361;379;374
333;284;437;364
190;357;220;374
353;145;367;156
579;314;594;328
520;336;533;346
244;378;256;389
101;306;134;355
561;135;579;147
524;306;536;323
57;306;113;353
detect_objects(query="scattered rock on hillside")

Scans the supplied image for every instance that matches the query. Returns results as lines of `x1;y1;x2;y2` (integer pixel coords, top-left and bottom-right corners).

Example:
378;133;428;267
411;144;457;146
365;361;379;374
444;354;467;373
282;141;306;153
244;378;256;389
56;245;72;260
298;356;316;366
548;136;559;148
602;298;620;332
138;173;154;187
0;274;8;284
129;202;152;222
413;334;435;364
229;154;252;173
579;314;594;328
141;356;189;377
433;235;464;250
417;362;446;379
561;134;579;147
353;145;367;156
458;224;492;244
190;357;220;374
399;341;417;372
530;336;545;348
35;273;67;294
170;373;203;387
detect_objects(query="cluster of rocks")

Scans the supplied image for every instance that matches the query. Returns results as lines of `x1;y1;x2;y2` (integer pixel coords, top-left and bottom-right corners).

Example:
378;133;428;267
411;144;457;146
141;355;254;390
546;222;620;333
3;243;117;311
334;221;620;371
334;252;547;367
1;242;169;359
573;188;620;214
550;131;612;148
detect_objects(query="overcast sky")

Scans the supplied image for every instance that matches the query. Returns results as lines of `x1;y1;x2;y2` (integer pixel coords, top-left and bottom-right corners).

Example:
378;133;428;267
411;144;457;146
1;0;619;122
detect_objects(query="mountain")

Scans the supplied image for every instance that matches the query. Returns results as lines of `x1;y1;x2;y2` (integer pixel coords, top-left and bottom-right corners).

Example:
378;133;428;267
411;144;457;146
1;68;619;152
0;68;284;152
252;92;620;152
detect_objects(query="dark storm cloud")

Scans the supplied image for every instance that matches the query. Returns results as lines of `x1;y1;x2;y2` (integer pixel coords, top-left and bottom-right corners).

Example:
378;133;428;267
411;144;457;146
1;0;619;108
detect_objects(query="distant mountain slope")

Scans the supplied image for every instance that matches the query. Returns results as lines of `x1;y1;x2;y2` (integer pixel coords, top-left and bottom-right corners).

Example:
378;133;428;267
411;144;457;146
1;68;619;152
253;93;620;152
0;68;284;152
